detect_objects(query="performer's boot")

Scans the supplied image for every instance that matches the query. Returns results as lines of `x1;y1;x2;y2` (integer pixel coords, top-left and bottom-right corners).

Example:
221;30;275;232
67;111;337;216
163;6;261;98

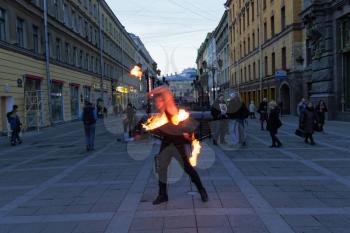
153;182;168;205
199;188;208;202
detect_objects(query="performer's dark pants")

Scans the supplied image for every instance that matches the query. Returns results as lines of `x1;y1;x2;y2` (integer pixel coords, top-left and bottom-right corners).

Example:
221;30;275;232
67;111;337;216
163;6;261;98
157;144;204;196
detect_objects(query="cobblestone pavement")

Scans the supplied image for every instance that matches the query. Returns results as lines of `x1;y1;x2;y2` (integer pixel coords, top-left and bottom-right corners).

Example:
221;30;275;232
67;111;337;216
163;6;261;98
0;116;350;233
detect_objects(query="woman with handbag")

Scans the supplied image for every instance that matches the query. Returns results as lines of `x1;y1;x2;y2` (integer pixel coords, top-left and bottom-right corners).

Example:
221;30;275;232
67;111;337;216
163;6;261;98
300;102;318;145
266;101;283;148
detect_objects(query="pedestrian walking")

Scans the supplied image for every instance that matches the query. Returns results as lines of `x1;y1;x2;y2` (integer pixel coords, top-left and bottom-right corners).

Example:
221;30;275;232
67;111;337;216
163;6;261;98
143;87;208;205
258;98;269;130
297;98;307;117
123;103;136;141
80;101;97;151
249;100;256;119
7;105;22;146
315;100;328;132
227;93;250;147
210;94;228;145
266;101;283;148
300;102;318;145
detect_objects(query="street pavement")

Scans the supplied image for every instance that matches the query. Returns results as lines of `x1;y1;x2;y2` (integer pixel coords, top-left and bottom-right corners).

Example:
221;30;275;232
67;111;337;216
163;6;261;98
0;115;350;233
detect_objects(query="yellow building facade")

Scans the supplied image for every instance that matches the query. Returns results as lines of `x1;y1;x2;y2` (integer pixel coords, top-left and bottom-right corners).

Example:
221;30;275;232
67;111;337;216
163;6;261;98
226;0;305;114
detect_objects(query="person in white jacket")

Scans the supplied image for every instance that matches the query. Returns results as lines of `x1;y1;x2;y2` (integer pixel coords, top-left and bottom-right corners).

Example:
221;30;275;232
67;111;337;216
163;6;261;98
249;101;256;119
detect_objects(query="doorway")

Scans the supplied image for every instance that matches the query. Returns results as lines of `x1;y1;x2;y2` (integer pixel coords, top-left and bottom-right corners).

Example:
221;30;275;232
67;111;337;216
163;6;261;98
0;96;14;134
280;84;291;115
344;52;350;111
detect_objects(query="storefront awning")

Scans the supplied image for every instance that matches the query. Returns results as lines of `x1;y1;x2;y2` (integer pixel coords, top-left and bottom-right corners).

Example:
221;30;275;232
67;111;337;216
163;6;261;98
52;79;65;84
24;74;44;81
70;83;80;87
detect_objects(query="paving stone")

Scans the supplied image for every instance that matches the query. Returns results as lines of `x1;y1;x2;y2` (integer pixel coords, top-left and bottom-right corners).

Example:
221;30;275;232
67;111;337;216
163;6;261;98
164;216;196;229
196;215;230;227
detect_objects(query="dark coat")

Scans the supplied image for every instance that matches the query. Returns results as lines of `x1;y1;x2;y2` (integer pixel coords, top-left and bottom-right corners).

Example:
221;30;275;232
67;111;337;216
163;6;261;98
7;112;21;131
258;102;269;120
315;104;328;124
301;108;318;134
227;103;249;120
267;108;282;134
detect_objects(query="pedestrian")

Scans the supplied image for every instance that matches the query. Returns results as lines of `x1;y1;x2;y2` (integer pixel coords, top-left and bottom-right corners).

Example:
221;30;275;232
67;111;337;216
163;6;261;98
297;98;307;117
7;105;22;146
80;101;97;151
249;100;256;119
266;101;283;148
143;87;208;205
210;94;228;145
300;102;318;145
315;100;328;132
227;93;250;147
258;98;269;130
123;103;136;141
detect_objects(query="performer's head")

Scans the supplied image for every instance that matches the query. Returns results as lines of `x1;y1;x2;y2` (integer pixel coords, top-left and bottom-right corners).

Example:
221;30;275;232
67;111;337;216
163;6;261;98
151;86;178;117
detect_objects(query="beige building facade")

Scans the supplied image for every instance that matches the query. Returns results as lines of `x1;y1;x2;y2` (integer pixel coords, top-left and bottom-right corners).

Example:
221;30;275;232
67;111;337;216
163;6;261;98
225;0;304;114
0;0;153;134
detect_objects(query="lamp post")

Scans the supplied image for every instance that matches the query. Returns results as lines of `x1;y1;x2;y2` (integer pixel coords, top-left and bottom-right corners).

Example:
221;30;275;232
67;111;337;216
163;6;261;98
130;64;151;115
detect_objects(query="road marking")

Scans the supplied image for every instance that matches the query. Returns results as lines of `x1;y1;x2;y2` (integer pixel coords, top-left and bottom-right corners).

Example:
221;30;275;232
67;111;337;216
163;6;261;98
104;145;156;233
0;141;115;219
214;144;295;233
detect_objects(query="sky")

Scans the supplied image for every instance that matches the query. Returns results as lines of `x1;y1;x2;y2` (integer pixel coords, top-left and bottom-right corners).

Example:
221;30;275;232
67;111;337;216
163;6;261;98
105;0;226;76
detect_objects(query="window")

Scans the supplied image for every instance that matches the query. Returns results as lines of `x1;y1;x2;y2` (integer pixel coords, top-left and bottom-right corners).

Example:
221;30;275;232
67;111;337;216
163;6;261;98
93;4;97;18
0;8;6;41
90;55;93;72
78;16;82;34
65;42;70;63
248;36;251;52
32;25;39;53
252;1;254;22
263;0;266;9
271;52;276;74
248;64;251;81
56;38;61;61
264;56;268;76
253;62;256;80
72;10;77;31
244;40;246;56
271;16;275;37
247;8;249;26
53;0;59;19
282;47;287;70
264;21;267;42
16;18;25;47
95;58;99;73
79;50;83;67
85;52;89;70
252;32;255;49
281;6;286;30
63;3;68;26
73;46;77;66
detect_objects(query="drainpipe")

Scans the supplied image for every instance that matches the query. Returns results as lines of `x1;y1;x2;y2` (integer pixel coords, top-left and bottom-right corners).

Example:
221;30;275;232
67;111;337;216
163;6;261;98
97;0;104;102
258;0;263;101
43;0;52;126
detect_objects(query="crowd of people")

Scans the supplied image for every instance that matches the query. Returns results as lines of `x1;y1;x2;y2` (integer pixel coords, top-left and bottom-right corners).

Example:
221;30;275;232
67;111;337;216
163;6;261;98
210;93;328;148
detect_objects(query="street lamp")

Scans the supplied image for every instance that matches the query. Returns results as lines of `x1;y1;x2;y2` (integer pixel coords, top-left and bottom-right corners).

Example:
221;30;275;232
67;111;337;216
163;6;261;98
130;64;151;114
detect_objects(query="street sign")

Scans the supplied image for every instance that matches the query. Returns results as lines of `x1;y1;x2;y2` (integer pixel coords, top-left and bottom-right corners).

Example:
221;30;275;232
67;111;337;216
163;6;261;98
275;70;287;79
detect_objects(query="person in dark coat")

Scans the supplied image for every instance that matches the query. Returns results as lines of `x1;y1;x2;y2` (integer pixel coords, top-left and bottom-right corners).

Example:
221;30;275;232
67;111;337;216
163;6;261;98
257;98;269;130
300;102;318;145
266;101;282;148
7;105;22;146
315;100;328;132
80;101;97;151
143;87;208;205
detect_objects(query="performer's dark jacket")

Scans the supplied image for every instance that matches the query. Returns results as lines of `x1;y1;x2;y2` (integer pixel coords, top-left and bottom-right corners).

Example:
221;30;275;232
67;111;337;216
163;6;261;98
150;112;197;153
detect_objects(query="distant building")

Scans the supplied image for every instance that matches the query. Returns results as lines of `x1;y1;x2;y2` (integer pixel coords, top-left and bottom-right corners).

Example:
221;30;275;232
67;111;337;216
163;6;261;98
164;68;197;103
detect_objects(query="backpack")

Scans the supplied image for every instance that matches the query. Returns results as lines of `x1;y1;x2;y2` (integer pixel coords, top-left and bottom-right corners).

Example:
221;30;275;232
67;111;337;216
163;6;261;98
83;107;96;125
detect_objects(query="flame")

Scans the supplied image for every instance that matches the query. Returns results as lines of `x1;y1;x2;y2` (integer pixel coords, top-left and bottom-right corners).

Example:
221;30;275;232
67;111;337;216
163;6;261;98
190;134;201;167
142;109;201;167
142;113;168;131
130;65;143;78
171;109;190;125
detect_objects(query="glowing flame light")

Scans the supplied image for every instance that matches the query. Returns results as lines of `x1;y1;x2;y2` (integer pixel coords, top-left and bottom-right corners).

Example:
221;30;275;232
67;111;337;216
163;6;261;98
142;109;201;167
130;65;143;79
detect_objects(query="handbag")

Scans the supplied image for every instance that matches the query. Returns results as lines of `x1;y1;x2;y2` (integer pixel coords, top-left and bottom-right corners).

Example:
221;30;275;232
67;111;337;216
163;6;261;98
295;128;305;138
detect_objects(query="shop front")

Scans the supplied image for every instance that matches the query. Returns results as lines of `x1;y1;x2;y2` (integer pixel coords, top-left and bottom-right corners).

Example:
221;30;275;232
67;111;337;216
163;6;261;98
24;74;44;129
51;80;64;123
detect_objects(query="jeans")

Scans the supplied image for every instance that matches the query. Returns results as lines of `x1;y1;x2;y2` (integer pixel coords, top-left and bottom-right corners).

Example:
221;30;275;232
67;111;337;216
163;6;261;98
269;131;282;146
157;144;205;196
11;128;21;145
229;120;246;145
84;124;96;149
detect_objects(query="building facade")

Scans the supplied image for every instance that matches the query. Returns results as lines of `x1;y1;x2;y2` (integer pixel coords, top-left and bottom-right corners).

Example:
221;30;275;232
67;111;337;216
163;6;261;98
0;0;154;134
225;0;304;115
213;11;230;100
301;0;350;120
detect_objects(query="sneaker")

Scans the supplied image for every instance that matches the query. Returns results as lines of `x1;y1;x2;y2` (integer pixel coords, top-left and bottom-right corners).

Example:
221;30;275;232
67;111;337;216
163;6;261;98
152;195;168;205
199;189;208;202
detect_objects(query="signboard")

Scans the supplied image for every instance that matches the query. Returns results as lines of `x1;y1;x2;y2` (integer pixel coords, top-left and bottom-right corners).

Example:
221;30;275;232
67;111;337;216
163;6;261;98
275;70;287;79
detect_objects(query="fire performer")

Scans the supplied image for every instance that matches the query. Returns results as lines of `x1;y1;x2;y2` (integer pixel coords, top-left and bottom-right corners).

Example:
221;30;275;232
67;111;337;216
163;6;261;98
143;86;208;205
